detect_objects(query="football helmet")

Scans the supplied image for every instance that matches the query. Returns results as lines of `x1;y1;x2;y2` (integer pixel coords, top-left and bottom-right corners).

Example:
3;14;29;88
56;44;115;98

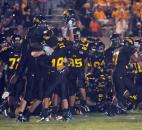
32;15;46;26
63;9;76;23
42;28;54;42
86;72;95;89
96;40;105;53
134;38;141;49
87;42;97;56
123;37;134;46
110;33;121;48
11;34;23;48
93;40;105;58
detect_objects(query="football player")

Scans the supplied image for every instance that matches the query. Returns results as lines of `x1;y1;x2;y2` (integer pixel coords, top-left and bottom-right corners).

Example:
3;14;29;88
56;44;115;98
0;34;23;118
132;39;142;107
67;36;90;115
12;27;52;122
30;28;71;122
112;37;142;112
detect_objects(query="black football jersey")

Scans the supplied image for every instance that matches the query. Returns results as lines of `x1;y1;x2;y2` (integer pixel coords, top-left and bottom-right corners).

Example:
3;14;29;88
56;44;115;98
16;48;45;77
67;45;87;70
115;46;136;70
48;42;69;71
90;55;105;69
0;48;21;79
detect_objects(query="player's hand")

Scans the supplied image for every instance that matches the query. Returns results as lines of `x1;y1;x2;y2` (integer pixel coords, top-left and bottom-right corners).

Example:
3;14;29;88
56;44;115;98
67;20;74;30
43;46;54;56
31;51;45;57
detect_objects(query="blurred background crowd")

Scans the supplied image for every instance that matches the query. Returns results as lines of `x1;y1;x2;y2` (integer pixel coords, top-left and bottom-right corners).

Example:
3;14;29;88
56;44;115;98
76;0;142;37
0;0;142;37
0;0;142;39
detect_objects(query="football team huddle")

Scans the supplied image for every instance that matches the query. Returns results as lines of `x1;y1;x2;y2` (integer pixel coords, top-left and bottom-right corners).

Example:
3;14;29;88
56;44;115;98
0;9;142;123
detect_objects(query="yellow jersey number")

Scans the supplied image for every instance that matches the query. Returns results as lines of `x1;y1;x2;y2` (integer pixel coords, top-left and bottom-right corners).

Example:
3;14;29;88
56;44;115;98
9;57;20;70
52;57;64;67
68;58;83;68
93;61;105;68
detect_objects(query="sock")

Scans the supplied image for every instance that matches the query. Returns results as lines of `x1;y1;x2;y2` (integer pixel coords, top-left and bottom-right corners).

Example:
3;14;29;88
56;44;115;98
18;112;23;116
25;111;32;118
43;108;50;118
70;106;75;114
52;106;58;115
62;108;68;116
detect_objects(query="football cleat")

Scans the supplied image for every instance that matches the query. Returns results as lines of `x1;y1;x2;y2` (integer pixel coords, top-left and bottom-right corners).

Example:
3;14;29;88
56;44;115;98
62;111;72;122
80;105;90;113
17;114;28;123
37;117;50;122
55;115;63;121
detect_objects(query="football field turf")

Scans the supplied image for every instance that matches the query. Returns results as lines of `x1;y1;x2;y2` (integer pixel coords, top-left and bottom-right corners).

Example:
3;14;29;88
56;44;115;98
0;112;142;130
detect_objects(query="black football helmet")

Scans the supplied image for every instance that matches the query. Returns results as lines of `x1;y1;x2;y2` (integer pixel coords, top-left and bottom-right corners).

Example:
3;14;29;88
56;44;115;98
133;38;142;51
123;37;134;46
28;27;46;49
0;37;9;49
32;15;46;26
63;9;76;23
97;75;107;90
11;34;23;48
42;28;54;42
78;37;89;54
87;37;98;44
110;33;121;48
86;72;96;89
87;38;104;57
94;39;105;58
74;29;81;41
53;28;64;42
96;40;105;53
88;42;97;57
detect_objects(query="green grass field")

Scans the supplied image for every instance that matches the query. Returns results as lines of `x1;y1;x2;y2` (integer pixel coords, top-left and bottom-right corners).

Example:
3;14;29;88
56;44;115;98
0;112;142;130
